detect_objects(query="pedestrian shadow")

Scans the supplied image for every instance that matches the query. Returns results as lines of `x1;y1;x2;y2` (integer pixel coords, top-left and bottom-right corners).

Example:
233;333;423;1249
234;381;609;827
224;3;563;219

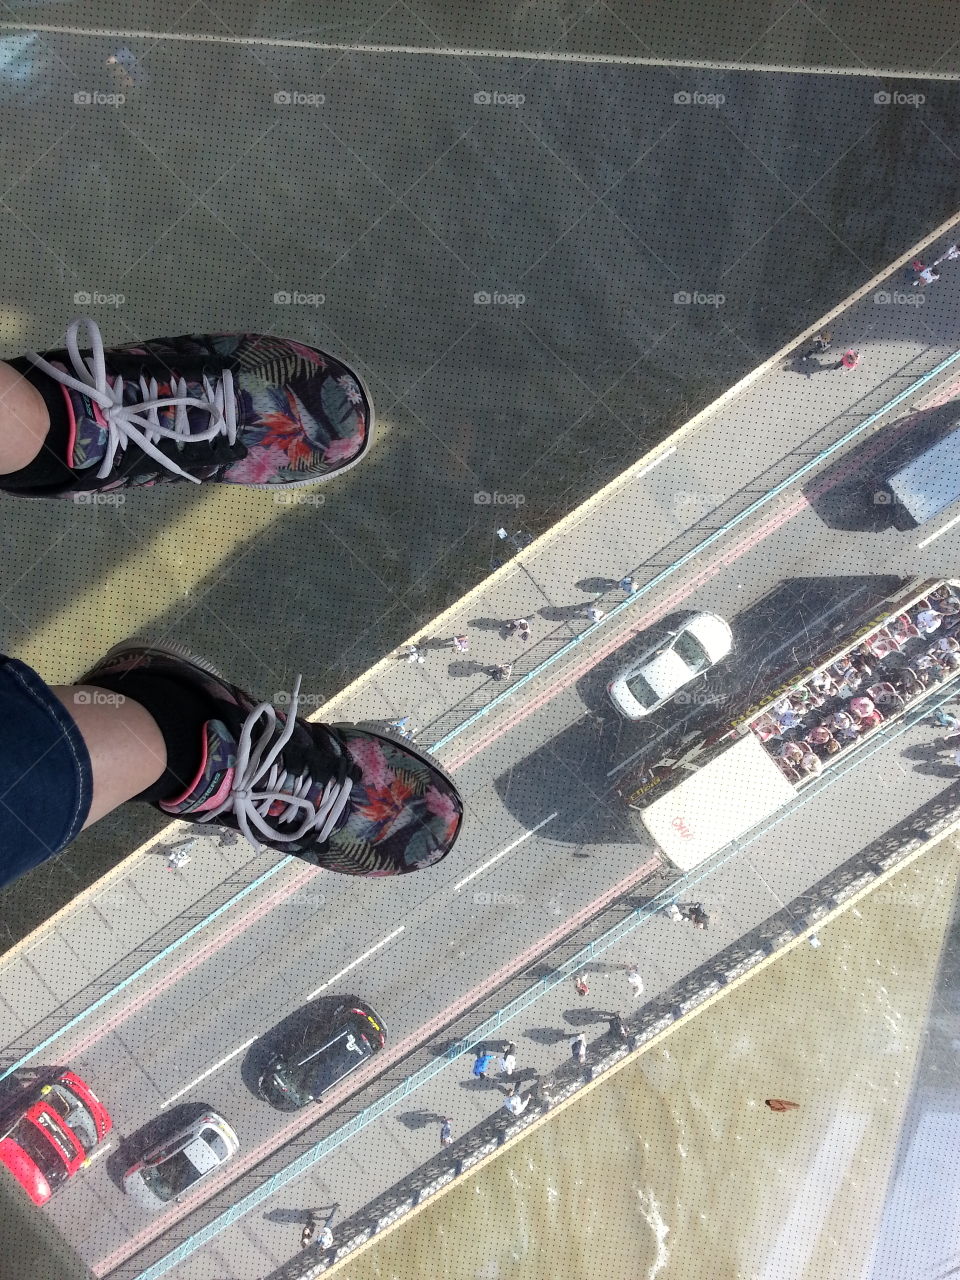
900;742;947;761
396;1110;445;1130
575;577;620;594
263;1208;312;1225
525;1027;574;1045
448;660;483;677
540;603;590;622
469;617;511;632
911;762;959;779
564;1008;609;1026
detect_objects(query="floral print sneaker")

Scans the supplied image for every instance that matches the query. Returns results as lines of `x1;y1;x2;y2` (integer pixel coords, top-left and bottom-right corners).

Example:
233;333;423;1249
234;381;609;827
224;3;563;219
15;316;373;493
81;642;463;876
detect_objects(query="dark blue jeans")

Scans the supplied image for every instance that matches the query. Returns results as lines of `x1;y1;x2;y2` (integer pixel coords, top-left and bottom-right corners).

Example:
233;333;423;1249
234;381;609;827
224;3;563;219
0;654;92;885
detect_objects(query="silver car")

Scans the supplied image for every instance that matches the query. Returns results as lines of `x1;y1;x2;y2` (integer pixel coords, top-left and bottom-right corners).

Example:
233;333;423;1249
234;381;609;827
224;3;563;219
123;1112;239;1208
607;612;733;719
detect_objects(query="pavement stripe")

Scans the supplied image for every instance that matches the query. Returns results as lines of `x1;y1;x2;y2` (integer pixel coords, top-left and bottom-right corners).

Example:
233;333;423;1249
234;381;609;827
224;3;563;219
4;22;960;80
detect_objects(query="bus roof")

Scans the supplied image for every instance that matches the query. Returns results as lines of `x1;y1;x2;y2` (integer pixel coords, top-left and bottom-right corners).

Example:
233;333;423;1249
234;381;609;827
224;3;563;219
640;732;796;869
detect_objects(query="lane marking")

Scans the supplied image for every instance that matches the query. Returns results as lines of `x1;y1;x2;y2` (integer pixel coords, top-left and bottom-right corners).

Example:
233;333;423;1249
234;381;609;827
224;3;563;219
160;1037;256;1109
1;24;956;78
917;505;960;548
306;927;405;1001
452;813;559;892
85;1143;113;1165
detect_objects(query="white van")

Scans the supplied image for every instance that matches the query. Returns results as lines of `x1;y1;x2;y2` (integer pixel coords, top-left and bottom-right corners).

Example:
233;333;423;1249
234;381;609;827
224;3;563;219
876;427;960;528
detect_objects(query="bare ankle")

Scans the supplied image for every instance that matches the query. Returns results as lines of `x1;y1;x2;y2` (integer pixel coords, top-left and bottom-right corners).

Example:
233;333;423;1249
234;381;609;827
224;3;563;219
0;362;50;474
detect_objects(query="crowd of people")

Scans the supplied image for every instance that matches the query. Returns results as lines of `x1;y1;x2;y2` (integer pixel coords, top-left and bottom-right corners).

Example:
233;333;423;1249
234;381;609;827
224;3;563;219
752;586;960;784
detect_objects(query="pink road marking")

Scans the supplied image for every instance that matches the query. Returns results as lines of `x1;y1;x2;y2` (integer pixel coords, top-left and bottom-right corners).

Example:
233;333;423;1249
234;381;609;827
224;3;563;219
93;853;661;1274
64;863;320;1060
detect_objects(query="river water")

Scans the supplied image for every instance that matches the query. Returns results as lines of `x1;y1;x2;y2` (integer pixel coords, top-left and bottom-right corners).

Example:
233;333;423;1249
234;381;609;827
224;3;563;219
340;837;960;1280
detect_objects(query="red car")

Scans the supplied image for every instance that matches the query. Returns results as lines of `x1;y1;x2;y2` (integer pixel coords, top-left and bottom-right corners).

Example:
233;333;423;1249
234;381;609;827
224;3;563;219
0;1072;112;1205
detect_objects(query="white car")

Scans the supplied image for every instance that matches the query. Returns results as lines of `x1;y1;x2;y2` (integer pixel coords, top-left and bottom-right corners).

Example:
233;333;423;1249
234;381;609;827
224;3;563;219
123;1112;239;1208
607;612;733;719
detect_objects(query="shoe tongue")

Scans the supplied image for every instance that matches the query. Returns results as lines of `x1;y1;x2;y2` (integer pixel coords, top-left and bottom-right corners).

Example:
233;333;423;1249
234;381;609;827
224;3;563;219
160;712;352;831
46;357;231;475
160;720;238;816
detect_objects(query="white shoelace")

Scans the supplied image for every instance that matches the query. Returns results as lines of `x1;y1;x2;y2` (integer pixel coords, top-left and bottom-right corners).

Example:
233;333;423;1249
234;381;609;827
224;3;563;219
198;677;354;848
26;317;237;484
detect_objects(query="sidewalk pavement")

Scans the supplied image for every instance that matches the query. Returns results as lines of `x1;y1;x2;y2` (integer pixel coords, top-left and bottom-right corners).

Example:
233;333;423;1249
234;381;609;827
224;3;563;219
4;228;960;1065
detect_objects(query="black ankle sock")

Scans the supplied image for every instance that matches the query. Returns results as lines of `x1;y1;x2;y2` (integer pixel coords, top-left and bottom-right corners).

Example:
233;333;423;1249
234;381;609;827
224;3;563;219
0;356;77;490
84;670;216;803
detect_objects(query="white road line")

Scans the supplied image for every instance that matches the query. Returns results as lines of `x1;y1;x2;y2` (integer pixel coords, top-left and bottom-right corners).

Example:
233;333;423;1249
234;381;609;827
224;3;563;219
306;927;405;1001
86;1143;113;1164
917;506;960;548
161;1037;256;1108
634;446;677;478
452;813;558;892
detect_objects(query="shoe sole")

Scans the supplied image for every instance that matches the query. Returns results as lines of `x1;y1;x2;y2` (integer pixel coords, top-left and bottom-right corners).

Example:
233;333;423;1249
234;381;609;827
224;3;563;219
86;641;460;795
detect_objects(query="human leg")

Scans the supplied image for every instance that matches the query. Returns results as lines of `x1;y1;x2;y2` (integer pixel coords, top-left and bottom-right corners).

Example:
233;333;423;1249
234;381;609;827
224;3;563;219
48;686;166;829
0;360;51;473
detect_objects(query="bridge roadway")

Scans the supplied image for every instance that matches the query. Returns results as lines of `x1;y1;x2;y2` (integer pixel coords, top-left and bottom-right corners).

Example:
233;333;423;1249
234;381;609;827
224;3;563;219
7;257;960;1276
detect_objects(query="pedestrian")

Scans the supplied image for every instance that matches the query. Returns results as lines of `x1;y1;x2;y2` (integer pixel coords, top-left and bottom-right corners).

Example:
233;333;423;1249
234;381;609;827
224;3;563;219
619;576;638;595
300;1217;317;1249
913;263;940;286
765;1098;800;1112
686;903;710;930
625;965;644;998
318;1224;334;1250
472;1050;496;1079
508;618;531;640
573;973;590;997
932;707;960;731
609;1011;628;1041
401;644;424;664
916;601;945;635
664;901;684;922
502;1084;530;1116
829;349;860;371
439;1116;453;1147
451;634;469;654
491;662;513;681
934;243;960;266
387;716;414;739
571;1033;587;1064
585;604;605;623
499;1042;517;1076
